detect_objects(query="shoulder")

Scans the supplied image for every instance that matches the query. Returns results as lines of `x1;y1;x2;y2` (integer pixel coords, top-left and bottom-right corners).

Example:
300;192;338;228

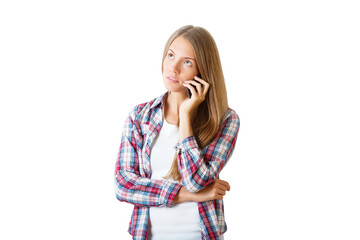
222;108;240;126
127;94;164;123
215;108;240;139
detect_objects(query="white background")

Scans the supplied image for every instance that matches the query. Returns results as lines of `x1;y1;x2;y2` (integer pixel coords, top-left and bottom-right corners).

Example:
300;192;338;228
0;0;359;239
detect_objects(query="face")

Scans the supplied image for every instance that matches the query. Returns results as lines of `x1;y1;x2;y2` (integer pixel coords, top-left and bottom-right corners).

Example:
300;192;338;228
162;36;199;93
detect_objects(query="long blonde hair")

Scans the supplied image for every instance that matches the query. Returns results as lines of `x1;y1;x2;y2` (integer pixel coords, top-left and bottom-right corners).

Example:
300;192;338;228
161;25;229;182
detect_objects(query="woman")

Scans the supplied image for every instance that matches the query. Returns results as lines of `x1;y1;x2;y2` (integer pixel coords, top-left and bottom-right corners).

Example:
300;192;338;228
114;25;240;240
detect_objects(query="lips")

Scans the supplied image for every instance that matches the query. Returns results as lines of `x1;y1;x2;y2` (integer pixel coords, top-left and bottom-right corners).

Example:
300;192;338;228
167;76;178;82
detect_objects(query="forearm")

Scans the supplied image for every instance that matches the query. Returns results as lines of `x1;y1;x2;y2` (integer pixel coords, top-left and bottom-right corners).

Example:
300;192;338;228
178;114;193;143
173;186;195;204
174;179;230;203
175;112;240;192
115;168;182;207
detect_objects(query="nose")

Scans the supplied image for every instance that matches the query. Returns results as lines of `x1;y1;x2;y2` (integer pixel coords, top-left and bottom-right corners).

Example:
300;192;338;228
169;59;181;74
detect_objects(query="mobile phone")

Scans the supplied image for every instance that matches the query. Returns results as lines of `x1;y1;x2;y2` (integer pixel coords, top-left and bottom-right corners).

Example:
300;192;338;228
186;75;202;98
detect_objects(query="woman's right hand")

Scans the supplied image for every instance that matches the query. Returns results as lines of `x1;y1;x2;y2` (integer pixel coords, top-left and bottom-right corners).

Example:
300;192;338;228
192;179;231;202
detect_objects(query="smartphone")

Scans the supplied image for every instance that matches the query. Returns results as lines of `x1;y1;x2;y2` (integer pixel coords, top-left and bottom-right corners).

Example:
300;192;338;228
186;75;202;98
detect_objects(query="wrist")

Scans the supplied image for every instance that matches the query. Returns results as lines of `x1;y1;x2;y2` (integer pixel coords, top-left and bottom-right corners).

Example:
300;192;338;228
179;112;191;122
178;112;193;142
174;186;195;204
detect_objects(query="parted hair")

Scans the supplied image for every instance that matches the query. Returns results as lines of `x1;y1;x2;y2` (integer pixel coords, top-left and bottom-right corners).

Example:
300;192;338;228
161;25;229;182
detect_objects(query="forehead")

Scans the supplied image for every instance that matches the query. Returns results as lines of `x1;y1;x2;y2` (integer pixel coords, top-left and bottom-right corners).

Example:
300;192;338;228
169;36;196;58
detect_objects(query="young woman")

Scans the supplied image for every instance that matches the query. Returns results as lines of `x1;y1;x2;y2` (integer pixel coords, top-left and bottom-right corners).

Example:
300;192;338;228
114;25;240;240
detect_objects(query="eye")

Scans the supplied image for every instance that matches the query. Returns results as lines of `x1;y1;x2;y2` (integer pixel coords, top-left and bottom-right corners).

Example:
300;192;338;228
168;53;174;59
185;60;192;66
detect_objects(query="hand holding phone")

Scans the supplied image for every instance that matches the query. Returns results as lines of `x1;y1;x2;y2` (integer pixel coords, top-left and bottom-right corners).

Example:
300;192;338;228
186;79;202;98
180;75;211;117
186;74;203;98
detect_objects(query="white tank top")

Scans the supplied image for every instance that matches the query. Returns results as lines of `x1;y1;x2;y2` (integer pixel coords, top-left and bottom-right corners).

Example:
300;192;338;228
147;114;201;240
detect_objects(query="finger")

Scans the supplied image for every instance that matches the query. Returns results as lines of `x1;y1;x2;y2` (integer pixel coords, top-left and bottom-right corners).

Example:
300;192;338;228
185;80;202;96
194;76;210;91
188;77;211;98
219;180;231;191
182;83;197;97
185;80;202;95
216;193;224;200
204;82;210;93
185;79;202;87
217;189;226;196
194;76;209;86
188;78;203;85
217;184;228;192
203;81;211;95
193;81;202;96
214;179;228;192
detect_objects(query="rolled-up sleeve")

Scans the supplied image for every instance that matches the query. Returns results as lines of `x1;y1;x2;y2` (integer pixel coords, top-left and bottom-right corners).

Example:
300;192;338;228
174;110;240;193
114;107;182;207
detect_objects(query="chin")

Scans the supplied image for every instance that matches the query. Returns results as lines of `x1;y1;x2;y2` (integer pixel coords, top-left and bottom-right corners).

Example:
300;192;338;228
164;85;187;95
164;85;183;93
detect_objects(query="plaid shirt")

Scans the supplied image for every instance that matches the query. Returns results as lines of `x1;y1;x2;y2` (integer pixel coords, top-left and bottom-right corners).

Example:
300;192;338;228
114;91;240;240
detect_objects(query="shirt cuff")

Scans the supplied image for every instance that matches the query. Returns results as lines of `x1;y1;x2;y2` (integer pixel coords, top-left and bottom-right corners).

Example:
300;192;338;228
159;181;182;207
174;135;199;152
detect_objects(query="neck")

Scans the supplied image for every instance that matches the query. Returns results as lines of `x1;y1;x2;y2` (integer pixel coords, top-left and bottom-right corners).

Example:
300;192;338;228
166;91;188;114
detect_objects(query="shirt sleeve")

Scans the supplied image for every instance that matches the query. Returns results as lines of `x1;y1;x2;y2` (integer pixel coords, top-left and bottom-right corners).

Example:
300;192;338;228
114;107;182;207
174;110;240;193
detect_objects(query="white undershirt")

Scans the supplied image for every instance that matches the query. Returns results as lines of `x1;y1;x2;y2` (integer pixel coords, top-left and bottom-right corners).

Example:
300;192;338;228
147;113;201;240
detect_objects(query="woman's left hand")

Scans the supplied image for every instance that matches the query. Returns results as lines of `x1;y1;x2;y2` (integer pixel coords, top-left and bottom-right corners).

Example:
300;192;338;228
180;76;211;118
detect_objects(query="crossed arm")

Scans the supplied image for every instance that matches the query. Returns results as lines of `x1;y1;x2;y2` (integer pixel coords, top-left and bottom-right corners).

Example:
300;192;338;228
114;109;240;207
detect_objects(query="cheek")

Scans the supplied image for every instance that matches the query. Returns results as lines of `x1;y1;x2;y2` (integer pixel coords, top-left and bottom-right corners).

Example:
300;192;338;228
185;68;198;78
162;59;170;71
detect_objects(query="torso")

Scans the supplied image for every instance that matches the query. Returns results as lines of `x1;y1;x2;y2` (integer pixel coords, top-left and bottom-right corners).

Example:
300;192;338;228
148;110;201;240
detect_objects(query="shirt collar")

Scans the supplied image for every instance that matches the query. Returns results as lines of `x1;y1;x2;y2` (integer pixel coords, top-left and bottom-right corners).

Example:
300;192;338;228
149;91;169;110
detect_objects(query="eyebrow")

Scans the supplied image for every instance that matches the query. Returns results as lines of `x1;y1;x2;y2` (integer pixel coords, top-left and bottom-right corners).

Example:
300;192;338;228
169;49;196;61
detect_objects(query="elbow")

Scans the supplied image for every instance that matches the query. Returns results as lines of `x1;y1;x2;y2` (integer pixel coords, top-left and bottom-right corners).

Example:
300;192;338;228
115;192;125;202
114;173;128;202
114;184;125;202
181;174;211;193
114;183;132;204
182;175;216;193
182;181;203;193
